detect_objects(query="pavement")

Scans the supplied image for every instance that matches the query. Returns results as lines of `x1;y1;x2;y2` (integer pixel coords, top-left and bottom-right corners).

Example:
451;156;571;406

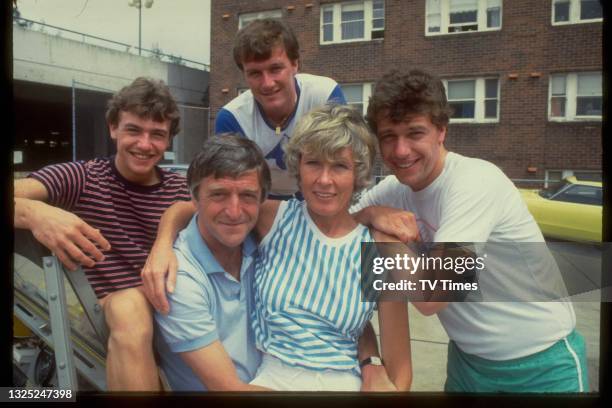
370;240;603;392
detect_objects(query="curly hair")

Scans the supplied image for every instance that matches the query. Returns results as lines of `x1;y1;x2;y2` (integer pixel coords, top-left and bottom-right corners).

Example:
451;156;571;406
106;77;180;137
284;104;377;202
366;69;452;134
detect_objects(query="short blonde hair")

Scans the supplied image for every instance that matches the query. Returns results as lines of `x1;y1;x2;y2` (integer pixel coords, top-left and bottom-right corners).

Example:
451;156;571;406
284;104;377;201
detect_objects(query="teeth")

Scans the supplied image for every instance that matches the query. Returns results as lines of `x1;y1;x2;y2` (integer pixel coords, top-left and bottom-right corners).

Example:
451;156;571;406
397;159;417;169
314;192;334;198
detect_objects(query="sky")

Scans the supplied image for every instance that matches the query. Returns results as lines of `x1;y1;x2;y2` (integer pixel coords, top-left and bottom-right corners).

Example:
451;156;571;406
14;0;211;65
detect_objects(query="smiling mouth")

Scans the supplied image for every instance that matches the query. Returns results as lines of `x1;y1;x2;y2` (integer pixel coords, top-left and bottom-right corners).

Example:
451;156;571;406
130;152;155;161
313;192;336;199
395;158;419;170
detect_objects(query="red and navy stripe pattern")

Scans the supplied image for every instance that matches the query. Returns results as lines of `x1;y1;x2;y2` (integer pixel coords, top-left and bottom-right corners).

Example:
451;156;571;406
29;157;191;299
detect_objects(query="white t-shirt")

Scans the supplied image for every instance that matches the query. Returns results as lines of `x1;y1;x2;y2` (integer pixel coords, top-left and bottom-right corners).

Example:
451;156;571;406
354;152;575;360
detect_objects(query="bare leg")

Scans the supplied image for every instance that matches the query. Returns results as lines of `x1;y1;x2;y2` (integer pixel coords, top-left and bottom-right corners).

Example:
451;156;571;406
99;286;159;391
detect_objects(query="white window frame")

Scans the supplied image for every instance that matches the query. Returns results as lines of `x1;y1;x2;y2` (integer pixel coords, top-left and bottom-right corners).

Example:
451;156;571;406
340;82;373;115
238;9;282;30
443;77;500;123
551;0;603;25
545;169;601;187
320;0;385;44
425;0;502;36
548;72;602;122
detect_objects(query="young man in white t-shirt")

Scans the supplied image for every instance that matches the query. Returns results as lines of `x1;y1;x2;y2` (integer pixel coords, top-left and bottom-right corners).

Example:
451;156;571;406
353;69;589;393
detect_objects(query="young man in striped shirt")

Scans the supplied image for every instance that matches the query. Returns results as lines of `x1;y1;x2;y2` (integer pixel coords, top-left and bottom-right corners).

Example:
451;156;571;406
14;77;191;391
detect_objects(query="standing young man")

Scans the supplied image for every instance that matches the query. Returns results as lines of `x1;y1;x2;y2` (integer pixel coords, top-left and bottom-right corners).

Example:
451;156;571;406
14;77;191;390
215;18;346;199
354;69;589;393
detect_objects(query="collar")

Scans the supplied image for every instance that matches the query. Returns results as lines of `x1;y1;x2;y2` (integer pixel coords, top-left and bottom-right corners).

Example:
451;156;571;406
256;77;301;132
109;155;164;192
183;214;257;275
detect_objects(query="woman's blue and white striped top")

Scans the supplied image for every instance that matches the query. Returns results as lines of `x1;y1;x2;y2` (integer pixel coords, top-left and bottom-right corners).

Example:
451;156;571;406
253;199;376;373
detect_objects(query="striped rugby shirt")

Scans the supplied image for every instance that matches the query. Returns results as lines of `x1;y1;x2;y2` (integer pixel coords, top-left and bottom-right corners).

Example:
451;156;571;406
253;199;376;373
29;157;191;299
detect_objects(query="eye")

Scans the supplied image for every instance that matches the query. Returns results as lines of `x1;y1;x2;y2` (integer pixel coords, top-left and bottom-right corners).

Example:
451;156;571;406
241;193;259;202
333;163;350;170
209;192;226;200
379;134;394;144
151;132;167;140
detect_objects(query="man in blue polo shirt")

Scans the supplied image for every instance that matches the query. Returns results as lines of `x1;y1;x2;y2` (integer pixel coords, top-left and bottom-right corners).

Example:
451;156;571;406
154;135;271;391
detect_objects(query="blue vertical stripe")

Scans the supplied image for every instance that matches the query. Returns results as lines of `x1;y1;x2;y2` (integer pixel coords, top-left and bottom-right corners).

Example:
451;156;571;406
253;200;376;372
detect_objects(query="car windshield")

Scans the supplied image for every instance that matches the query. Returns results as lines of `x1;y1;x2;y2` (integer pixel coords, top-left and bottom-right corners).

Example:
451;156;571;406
539;181;569;199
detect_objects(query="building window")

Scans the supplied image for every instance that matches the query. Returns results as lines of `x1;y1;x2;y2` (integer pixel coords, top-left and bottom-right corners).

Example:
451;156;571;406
238;9;282;30
340;83;372;115
549;72;602;121
552;0;602;25
545;169;601;187
443;77;499;122
320;1;385;44
426;0;501;35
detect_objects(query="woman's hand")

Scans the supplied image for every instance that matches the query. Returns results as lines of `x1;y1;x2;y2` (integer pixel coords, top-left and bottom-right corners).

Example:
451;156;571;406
360;364;398;392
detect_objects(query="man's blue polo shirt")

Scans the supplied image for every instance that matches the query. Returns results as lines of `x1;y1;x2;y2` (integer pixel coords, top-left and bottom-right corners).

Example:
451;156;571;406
155;215;261;391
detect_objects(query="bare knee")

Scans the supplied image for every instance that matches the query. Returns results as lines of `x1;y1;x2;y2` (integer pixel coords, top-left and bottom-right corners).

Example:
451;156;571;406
104;288;153;350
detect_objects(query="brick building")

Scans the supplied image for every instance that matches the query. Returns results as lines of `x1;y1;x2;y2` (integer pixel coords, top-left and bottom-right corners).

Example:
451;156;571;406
209;0;603;185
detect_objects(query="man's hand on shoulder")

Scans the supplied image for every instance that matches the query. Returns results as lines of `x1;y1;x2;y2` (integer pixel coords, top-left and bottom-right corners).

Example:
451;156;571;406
23;199;111;271
356;206;419;243
141;240;178;315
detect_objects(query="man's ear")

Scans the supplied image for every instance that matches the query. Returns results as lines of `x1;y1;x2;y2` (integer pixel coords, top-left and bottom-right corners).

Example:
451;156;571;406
438;126;447;144
290;59;299;74
108;122;118;141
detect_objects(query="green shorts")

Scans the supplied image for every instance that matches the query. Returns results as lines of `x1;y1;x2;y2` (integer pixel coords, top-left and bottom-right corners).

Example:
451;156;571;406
445;329;589;393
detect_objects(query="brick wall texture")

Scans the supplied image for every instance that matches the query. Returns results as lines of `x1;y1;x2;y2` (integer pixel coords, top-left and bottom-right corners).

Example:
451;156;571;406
210;0;602;181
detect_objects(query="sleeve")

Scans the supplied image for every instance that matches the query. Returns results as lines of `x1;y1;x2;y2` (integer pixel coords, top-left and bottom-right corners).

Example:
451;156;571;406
328;84;347;104
28;161;86;210
433;169;507;243
172;174;193;202
155;258;219;353
350;175;406;213
214;108;246;136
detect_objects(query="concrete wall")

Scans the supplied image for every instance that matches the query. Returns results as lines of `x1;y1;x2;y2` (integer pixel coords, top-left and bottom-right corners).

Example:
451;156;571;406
13;24;210;167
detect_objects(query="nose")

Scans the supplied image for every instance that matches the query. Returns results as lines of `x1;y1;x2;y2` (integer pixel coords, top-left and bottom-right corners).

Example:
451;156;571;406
136;133;154;150
225;194;242;219
261;71;275;89
316;166;333;185
394;137;412;158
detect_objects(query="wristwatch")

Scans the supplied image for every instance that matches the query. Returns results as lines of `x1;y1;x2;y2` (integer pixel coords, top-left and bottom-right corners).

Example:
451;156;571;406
359;356;384;368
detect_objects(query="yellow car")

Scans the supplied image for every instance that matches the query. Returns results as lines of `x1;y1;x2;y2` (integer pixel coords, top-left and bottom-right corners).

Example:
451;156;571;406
519;177;602;243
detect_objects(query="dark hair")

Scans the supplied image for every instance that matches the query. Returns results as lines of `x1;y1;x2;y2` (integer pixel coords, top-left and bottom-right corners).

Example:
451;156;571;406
187;134;271;201
233;18;299;70
366;69;452;134
106;77;180;137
